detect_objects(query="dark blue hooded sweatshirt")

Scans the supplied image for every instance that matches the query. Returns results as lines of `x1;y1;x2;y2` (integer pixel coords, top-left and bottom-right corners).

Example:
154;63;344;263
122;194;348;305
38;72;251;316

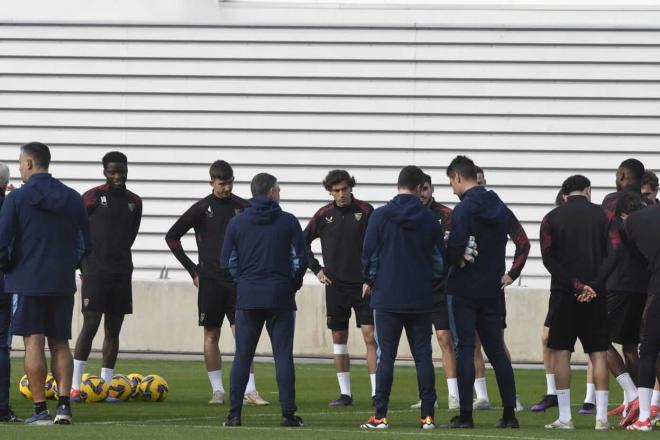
220;196;307;311
362;193;444;313
446;185;509;299
0;173;92;296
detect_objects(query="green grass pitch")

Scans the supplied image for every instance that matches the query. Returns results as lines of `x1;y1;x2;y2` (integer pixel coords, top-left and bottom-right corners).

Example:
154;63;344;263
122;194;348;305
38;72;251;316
0;357;632;439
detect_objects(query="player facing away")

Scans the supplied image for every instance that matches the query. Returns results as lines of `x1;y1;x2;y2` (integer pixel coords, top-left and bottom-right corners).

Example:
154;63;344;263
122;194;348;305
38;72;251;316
71;151;142;402
166;161;267;406
539;175;610;430
303;170;376;407
409;173;459;410
471;166;529;412
220;173;307;428
361;166;445;430
444;156;518;429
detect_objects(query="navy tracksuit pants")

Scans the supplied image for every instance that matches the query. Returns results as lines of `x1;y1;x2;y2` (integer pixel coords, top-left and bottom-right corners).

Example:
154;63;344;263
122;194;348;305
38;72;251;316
230;308;296;418
373;309;436;419
0;295;13;412
448;294;516;412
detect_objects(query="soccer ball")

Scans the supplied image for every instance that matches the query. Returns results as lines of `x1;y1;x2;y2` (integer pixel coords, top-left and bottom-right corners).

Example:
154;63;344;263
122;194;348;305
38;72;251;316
82;373;92;382
109;374;132;401
44;373;57;400
18;375;31;399
139;374;169;402
79;376;109;403
126;373;144;399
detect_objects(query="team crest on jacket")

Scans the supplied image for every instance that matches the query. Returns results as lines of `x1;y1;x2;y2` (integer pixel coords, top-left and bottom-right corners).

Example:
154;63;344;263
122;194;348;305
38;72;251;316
83;298;90;307
354;212;363;221
100;195;108;207
325;216;334;223
206;205;214;218
128;202;136;212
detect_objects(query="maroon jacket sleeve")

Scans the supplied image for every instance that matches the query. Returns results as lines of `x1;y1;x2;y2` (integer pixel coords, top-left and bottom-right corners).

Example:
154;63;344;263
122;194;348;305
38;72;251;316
506;208;530;281
303;210;323;275
165;201;202;278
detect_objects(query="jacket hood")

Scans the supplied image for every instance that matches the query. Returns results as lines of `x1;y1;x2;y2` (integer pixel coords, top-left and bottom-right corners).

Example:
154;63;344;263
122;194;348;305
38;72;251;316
382;194;427;229
461;186;508;224
25;173;70;214
246;196;282;224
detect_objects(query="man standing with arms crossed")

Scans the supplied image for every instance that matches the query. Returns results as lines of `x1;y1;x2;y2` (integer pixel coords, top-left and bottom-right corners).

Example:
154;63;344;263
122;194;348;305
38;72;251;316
0;142;92;425
304;170;376;406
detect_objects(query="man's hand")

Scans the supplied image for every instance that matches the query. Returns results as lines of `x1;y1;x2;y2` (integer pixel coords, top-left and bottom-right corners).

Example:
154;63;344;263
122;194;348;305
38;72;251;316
317;269;332;286
576;285;597;303
362;283;371;298
193;273;200;288
501;274;514;290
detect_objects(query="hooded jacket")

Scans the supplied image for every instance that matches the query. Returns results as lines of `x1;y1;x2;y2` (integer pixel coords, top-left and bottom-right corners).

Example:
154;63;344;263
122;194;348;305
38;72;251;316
446;186;509;299
220;196;307;310
0;173;92;296
362;194;444;312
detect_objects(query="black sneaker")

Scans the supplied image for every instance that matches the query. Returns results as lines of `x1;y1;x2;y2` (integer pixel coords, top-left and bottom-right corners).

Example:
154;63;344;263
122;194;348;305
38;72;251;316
530;394;558;412
25;410;53;426
495;417;520;428
223;415;241;427
328;394;353;407
449;415;474;429
578;402;596;415
53;405;72;425
281;415;304;427
0;409;23;423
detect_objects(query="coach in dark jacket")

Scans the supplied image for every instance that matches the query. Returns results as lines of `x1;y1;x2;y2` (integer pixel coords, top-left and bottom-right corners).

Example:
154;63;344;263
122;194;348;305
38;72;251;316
360;166;444;429
445;155;518;429
220;173;307;428
0;142;92;425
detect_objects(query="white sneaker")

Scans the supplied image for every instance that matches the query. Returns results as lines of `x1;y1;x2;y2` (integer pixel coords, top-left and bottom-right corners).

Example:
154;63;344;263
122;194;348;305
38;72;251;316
515;397;524;412
544;419;575;430
594;419;611;430
208;390;225;404
448;395;460;410
243;391;270;406
473;398;491;410
409;399;438;409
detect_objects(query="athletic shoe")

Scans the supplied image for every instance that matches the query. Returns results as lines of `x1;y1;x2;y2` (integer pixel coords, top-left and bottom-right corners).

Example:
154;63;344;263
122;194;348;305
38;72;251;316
69;389;81;403
448;395;460;410
544;419;574;430
594;419;611;430
531;394;558;412
209;390;225;405
223;415;241;427
515;397;524;412
25;410;53;426
360;416;388;429
651;404;660;418
626;418;651;432
578;402;596;415
243;391;270;406
410;399;438;409
473;398;491;410
496;417;520;428
280;415;304;427
328;394;353;407
420;416;435;430
620;398;640;428
608;403;626;417
53;405;72;425
449;415;474;429
106;396;123;403
0;409;23;423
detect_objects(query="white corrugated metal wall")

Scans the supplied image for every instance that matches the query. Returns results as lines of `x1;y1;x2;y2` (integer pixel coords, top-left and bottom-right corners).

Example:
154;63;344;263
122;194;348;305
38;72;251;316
1;2;659;287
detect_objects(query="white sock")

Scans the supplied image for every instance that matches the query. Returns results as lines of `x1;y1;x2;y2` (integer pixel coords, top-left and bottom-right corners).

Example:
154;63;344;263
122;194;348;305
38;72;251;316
595;390;608;422
100;368;113;385
337;372;351;397
639;387;653;421
556;389;572;423
652;389;660;406
72;359;86;390
616;372;638;402
474;377;489;401
447;377;459;400
245;373;256;395
208;369;224;392
584;382;596;404
546;373;556;395
370;373;376;397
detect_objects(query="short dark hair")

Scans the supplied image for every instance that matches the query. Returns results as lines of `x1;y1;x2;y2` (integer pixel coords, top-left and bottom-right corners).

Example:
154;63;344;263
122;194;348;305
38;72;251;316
21;142;51;170
322;170;356;191
642;170;659;191
209;160;233;181
397;165;425;191
475;166;484;176
616;190;644;217
446;155;478;181
251;173;277;197
561;174;591;195
619;158;645;184
102;151;127;169
422;173;432;186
